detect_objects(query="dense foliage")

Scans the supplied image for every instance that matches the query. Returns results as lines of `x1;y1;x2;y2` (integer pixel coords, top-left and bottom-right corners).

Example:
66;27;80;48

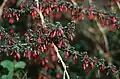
0;0;120;79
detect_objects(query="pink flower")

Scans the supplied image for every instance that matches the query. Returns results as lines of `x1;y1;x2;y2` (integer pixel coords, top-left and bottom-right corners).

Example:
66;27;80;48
88;12;94;20
16;53;21;60
9;18;14;24
24;50;31;59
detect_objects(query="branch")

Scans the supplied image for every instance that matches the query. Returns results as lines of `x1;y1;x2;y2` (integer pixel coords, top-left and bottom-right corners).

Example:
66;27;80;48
71;0;78;6
96;18;109;53
116;1;120;11
36;1;69;78
35;0;46;27
53;43;70;79
0;0;7;18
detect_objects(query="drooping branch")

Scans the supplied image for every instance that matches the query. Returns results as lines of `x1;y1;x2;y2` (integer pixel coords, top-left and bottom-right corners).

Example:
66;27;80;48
53;43;70;79
35;1;70;78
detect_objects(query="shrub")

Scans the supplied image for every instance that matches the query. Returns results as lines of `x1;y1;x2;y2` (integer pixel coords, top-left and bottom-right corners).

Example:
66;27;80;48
0;0;120;79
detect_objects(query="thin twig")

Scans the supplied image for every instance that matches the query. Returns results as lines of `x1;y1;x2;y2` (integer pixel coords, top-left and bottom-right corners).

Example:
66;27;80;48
96;18;109;53
22;71;28;79
71;0;77;6
35;0;46;27
54;44;70;79
116;1;120;11
0;0;7;18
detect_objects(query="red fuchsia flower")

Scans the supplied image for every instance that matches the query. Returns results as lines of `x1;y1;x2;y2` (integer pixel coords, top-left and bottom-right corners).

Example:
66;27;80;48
56;73;61;78
58;40;63;48
54;13;62;19
43;44;47;51
16;53;21;60
7;13;12;18
41;46;44;52
59;6;63;12
42;0;47;2
11;0;16;4
58;27;64;36
9;52;14;56
37;45;41;50
31;10;37;18
62;5;68;12
85;69;91;73
6;53;10;56
90;62;95;68
37;49;41;55
100;18;105;28
44;58;49;63
44;65;49;71
51;55;58;62
112;67;116;73
105;19;109;25
85;55;89;62
67;34;73;41
45;41;48;45
20;4;25;10
56;7;60;12
112;23;116;27
51;42;54;48
81;13;85;20
32;50;37;58
45;8;50;15
72;54;78;64
41;59;45;66
8;38;15;45
15;14;19;21
88;12;94;20
100;66;105;71
64;41;69;47
106;16;111;25
10;29;14;34
117;0;120;2
24;50;31;60
50;50;55;56
36;37;41;43
43;12;47;16
11;38;15;43
83;63;86;70
112;17;117;23
50;30;56;38
85;62;89;67
8;18;14;24
0;35;1;40
26;36;30;41
0;32;5;39
24;32;27;36
37;74;42;79
49;7;52;12
64;51;69;60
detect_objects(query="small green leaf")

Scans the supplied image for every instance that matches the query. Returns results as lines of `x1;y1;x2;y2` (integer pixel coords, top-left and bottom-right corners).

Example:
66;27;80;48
15;61;26;69
1;72;13;79
1;75;8;79
0;60;14;71
7;71;13;79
